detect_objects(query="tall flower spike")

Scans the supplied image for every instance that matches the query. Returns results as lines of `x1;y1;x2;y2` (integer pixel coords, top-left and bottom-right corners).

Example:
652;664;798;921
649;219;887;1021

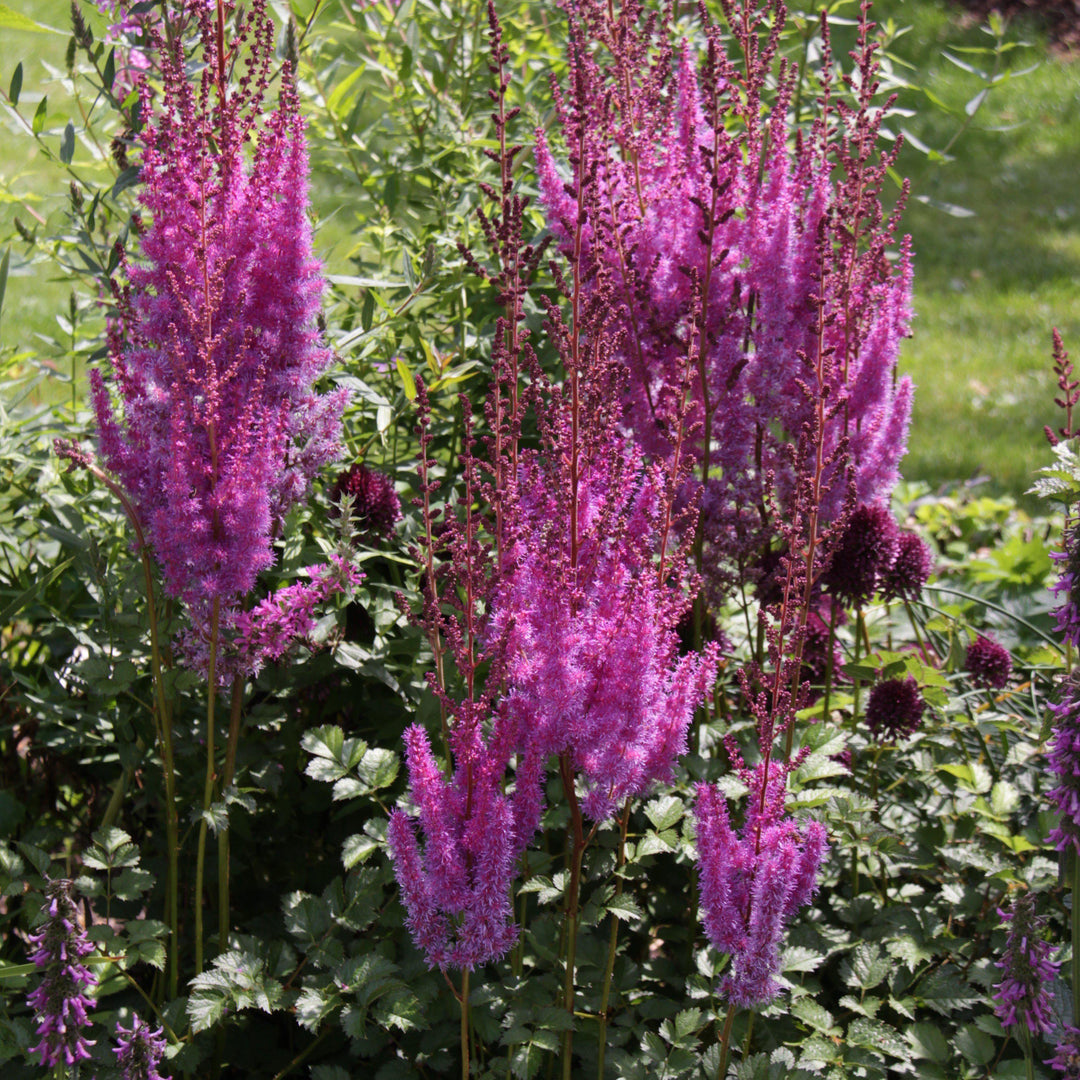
695;763;828;1008
992;892;1059;1037
26;878;97;1067
89;0;346;674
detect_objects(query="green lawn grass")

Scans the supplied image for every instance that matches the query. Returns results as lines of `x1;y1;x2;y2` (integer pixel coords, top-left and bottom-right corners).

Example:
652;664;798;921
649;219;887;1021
3;0;1078;505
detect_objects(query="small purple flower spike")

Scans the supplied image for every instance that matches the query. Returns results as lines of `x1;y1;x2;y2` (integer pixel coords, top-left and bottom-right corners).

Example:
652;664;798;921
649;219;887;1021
114;1015;168;1080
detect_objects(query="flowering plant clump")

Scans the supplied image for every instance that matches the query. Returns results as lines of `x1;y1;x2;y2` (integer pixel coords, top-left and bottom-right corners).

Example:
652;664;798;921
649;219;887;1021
25;879;97;1068
87;0;346;675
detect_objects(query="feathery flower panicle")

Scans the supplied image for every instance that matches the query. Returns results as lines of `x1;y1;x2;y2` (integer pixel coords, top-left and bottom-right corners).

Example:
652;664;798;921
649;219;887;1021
113;1015;167;1080
25;879;97;1068
386;721;526;971
535;0;913;594
992;892;1059;1037
881;530;934;602
89;0;346;675
493;449;718;825
822;503;899;609
966;634;1012;690
329;462;402;539
865;675;925;742
695;761;828;1008
1048;1026;1080;1078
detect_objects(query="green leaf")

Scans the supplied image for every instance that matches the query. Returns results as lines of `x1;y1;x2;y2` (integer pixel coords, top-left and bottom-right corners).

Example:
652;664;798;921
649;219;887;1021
357;747;398;791
59;120;74;164
791;998;841;1036
917;968;981;1016
8;62;22;105
395;357;416;401
955;1024;994;1066
844;942;890;990
605;894;642;922
342;834;378;870
0;3;62;32
32;95;47;135
847;1017;909;1060
644;795;684;832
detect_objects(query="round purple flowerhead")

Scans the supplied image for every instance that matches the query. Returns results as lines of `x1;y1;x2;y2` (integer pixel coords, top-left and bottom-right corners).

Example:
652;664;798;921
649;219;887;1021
880;530;934;602
329;462;402;539
865;676;925;741
966;634;1012;690
26;878;97;1067
824;503;899;609
992;892;1059;1037
114;1015;167;1080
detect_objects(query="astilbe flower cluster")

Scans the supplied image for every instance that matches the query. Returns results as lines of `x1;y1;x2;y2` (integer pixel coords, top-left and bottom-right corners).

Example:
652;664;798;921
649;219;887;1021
865;675;925;741
25;879;97;1068
88;0;345;675
536;0;913;597
113;1015;167;1080
695;760;828;1007
992;892;1060;1037
966;633;1012;690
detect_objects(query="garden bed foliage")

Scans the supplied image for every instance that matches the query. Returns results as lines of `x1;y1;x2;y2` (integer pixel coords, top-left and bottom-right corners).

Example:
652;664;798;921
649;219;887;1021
0;0;1076;1077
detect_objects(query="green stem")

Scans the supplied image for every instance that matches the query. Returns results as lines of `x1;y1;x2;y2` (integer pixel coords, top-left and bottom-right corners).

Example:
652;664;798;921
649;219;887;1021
597;804;631;1079
716;1005;737;1080
195;597;221;976
560;753;586;1080
217;677;245;958
461;968;471;1080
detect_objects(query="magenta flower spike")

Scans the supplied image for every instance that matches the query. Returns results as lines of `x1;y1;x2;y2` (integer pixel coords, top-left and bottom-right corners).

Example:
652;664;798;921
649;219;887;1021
26;879;97;1068
695;764;828;1008
88;0;346;674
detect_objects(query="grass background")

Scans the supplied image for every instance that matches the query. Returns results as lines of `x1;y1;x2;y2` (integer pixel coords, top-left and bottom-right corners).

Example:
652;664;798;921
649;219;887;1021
2;0;1078;504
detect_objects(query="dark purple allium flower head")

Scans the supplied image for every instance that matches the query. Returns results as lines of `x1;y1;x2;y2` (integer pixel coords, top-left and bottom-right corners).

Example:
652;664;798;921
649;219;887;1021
695;763;828;1008
26;879;97;1067
881;530;934;603
114;1015;167;1080
823;503;899;609
993;892;1060;1037
329;462;402;538
89;0;346;673
865;676;925;741
1048;1026;1080;1078
966;634;1012;690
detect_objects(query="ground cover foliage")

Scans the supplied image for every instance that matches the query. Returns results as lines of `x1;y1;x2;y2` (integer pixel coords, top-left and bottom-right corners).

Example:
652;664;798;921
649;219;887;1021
0;0;1078;1078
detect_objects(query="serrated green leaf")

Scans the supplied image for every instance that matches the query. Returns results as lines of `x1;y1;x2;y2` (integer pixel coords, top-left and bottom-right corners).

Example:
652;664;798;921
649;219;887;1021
358;747;398;790
644;794;684;832
342;834;378;869
791;998;840;1036
955;1024;993;1066
845;942;890;990
605;895;642;922
847;1017;909;1060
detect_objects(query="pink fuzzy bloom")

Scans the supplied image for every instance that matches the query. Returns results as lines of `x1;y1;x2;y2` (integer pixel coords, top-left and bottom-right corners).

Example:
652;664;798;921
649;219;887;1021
90;0;346;674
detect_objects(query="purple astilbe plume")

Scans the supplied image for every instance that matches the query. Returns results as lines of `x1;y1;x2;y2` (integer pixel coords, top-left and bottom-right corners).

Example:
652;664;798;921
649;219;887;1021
25;878;97;1067
387;721;523;970
880;529;934;603
695;760;828;1007
329;462;402;538
992;891;1059;1037
493;448;718;824
1048;1027;1080;1078
966;634;1012;690
865;675;925;741
536;0;913;597
113;1015;167;1080
87;0;345;675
